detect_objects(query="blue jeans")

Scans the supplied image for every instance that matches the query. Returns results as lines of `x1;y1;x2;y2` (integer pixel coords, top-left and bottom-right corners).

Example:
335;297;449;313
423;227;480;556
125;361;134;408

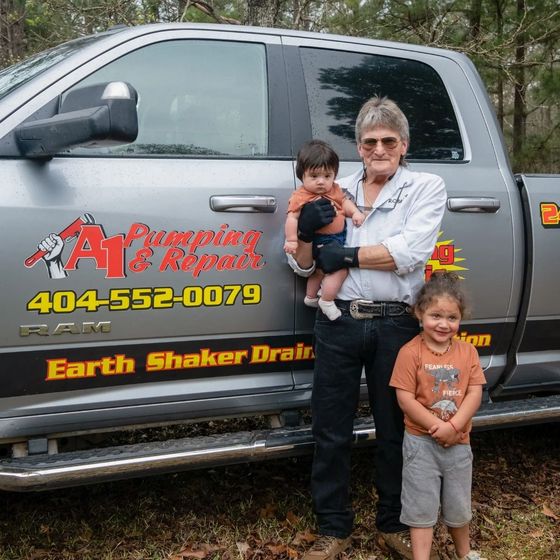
311;305;419;537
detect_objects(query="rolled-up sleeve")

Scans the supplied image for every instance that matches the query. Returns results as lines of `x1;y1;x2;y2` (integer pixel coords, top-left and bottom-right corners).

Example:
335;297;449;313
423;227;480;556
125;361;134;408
381;174;447;275
286;253;316;277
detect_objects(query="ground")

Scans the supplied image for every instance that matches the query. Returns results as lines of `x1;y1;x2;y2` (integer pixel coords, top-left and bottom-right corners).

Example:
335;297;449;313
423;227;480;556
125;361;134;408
0;423;558;559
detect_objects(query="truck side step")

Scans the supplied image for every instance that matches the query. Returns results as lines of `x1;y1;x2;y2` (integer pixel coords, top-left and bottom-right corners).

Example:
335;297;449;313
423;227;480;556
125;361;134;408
0;394;559;491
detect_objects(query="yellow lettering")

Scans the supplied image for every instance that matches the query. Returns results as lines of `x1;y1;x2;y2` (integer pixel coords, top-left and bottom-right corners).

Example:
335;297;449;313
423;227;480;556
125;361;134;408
183;354;201;368
250;344;270;363
146;351;165;372
46;359;68;381
66;362;86;378
46;355;135;379
280;348;294;361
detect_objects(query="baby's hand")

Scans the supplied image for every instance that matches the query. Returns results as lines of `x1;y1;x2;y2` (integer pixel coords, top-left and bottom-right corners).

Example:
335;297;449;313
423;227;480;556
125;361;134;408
352;211;365;227
284;240;298;254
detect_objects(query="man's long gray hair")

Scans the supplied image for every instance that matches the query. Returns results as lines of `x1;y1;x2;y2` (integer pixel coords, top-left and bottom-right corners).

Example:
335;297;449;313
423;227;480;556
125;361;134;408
355;96;410;145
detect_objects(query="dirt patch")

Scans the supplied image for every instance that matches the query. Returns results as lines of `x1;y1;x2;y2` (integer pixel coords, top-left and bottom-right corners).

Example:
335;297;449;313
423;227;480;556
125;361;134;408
0;423;558;559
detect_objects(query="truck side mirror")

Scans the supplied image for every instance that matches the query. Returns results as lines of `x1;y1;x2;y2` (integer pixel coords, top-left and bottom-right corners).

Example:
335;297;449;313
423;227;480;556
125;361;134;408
15;81;138;158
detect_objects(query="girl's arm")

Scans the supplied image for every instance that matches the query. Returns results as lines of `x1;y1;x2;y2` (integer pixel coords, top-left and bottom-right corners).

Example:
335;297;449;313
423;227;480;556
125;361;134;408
430;385;483;446
396;388;443;432
447;384;483;432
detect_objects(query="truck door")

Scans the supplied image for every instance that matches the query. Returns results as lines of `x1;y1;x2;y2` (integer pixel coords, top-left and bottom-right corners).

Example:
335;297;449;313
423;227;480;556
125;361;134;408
285;37;519;391
0;29;302;432
496;174;560;393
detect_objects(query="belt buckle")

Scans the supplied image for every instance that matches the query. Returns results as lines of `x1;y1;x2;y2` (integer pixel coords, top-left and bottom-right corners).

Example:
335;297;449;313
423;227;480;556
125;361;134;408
349;299;384;319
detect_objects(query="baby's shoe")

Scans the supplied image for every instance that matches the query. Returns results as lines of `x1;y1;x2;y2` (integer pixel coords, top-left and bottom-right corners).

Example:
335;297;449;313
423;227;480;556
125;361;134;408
304;296;319;308
318;298;341;320
454;551;487;560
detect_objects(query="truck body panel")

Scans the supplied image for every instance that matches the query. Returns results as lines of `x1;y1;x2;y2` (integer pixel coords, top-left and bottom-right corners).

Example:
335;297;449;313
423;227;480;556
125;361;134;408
0;23;558;489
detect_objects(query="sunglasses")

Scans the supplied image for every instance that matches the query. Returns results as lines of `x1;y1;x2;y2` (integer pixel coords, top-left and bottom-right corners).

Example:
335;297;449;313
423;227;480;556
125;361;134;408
360;136;400;150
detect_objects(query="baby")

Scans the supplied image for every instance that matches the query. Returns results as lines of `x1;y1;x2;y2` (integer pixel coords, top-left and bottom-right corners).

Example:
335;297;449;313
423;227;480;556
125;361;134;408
284;140;364;320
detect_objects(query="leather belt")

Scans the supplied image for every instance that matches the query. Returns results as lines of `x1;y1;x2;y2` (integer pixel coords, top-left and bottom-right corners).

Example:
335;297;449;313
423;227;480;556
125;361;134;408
336;299;411;319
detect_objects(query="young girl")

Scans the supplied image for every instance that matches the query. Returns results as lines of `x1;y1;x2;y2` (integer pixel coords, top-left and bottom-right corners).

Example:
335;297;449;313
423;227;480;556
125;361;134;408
284;140;364;320
389;272;487;560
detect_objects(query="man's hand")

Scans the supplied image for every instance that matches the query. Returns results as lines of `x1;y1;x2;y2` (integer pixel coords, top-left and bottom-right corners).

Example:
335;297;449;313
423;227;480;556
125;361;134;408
297;199;336;242
316;242;359;273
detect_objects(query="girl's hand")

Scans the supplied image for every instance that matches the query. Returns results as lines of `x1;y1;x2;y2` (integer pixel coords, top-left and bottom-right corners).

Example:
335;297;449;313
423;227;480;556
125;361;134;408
429;422;462;447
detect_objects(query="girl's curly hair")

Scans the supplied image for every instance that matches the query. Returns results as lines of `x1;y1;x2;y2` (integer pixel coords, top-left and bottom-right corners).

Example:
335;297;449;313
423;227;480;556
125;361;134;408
413;271;470;319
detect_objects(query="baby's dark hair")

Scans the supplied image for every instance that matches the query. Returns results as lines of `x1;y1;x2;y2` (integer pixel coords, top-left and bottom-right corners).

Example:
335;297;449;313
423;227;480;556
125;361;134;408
295;140;339;181
414;272;470;319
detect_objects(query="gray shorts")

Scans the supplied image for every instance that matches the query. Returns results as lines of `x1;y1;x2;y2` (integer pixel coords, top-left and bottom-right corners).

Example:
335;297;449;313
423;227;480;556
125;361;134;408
400;432;473;528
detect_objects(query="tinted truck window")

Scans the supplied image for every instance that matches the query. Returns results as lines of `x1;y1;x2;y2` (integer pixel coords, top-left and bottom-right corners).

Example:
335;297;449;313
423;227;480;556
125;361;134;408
66;40;268;157
300;48;463;161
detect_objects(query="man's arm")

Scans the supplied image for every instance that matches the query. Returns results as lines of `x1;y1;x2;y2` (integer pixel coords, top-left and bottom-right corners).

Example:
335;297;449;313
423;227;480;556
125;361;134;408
316;174;446;274
315;242;396;273
356;244;396;270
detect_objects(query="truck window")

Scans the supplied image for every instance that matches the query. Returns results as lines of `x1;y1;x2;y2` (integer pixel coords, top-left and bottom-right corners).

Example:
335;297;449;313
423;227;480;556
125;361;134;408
64;40;268;158
0;34;106;101
300;48;463;161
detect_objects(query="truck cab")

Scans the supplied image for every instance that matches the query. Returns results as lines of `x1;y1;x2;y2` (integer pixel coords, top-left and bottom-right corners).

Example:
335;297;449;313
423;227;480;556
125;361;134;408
0;23;558;490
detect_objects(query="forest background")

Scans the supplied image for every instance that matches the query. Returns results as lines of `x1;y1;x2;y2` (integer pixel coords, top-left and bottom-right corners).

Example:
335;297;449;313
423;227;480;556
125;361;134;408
1;0;559;173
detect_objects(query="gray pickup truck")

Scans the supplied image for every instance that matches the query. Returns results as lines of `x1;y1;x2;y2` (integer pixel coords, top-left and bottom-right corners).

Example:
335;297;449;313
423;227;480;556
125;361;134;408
1;23;559;491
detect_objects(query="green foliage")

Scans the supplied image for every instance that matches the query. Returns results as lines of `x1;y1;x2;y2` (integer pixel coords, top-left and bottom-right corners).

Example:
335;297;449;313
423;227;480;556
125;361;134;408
1;0;558;171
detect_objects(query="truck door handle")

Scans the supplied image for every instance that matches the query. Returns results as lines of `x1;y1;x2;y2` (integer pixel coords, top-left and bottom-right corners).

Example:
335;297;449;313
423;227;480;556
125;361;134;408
210;195;277;213
447;197;500;213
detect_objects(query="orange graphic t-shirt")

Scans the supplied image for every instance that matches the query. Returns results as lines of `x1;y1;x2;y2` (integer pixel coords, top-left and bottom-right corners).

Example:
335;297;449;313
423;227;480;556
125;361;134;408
287;183;347;235
390;335;486;444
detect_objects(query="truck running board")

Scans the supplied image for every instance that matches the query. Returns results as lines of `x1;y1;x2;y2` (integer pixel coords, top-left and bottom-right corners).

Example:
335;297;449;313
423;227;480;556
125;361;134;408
0;394;559;491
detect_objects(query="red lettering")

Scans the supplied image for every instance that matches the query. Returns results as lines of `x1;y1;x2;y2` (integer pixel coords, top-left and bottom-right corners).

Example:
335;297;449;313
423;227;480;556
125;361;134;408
179;254;197;272
123;223;149;247
192;254;218;277
541;203;560;226
232;253;264;270
101;234;126;278
65;225;108;271
424;263;433;281
129;248;153;273
159;248;185;271
189;231;214;253
430;244;455;266
438;244;455;266
216;255;236;271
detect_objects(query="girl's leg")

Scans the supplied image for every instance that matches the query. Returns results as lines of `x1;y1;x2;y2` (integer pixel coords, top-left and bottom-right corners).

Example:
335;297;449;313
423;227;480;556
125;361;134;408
410;527;434;560
448;523;470;558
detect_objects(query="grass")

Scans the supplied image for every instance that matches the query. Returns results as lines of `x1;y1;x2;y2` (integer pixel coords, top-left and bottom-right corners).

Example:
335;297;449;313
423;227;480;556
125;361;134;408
0;423;558;559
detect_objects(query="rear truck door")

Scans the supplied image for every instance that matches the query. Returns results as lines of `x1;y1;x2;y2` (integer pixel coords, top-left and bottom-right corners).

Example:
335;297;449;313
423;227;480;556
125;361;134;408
0;27;305;438
493;174;560;395
283;36;520;392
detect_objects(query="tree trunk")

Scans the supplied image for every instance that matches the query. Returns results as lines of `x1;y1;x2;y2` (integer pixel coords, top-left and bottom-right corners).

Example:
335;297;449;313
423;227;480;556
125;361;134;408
245;0;283;27
469;0;483;40
0;0;25;67
512;0;527;160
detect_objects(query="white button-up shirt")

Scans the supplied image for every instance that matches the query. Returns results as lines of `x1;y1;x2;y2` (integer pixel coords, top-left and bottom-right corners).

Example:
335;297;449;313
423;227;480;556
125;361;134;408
336;166;446;304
